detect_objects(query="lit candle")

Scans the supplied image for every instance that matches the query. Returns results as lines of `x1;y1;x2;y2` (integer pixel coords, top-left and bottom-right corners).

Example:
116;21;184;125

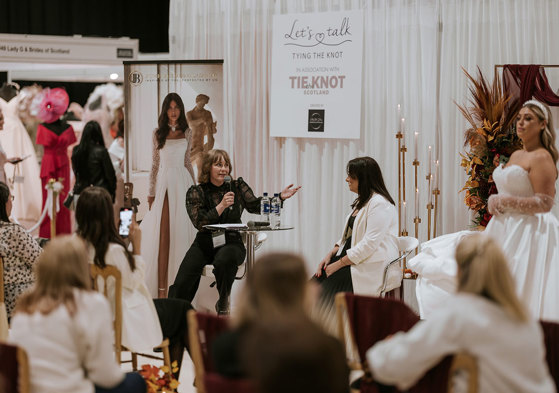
415;187;419;218
428;145;432;175
400;118;406;140
414;131;419;161
402;201;407;232
397;104;402;131
435;160;440;190
429;174;433;202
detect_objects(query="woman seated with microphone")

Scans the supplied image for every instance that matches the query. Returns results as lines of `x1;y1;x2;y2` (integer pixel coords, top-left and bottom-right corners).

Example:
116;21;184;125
168;149;300;314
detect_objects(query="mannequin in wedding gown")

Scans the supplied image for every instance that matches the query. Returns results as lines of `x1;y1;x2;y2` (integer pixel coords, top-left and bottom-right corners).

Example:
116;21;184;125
0;83;42;224
141;93;196;298
409;100;559;322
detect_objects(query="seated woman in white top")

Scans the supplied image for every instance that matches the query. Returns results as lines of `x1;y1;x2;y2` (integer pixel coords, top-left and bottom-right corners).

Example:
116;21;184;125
75;186;192;377
367;234;555;393
9;236;145;393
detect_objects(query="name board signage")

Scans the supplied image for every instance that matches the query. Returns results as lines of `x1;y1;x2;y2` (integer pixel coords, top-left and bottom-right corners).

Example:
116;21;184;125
0;34;138;65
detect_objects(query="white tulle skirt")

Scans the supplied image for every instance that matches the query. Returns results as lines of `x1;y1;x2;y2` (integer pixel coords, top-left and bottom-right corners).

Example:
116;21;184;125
140;165;196;297
409;212;559;322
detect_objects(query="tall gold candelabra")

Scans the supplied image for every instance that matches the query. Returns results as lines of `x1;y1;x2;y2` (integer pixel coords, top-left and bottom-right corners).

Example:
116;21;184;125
433;188;440;238
413;159;421;255
426;174;433;240
396;131;405;235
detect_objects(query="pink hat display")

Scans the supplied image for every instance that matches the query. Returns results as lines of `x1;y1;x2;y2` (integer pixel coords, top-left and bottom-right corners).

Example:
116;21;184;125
37;88;70;123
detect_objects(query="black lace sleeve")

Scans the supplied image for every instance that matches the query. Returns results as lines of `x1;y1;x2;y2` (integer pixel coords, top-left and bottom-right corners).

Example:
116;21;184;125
235;177;261;214
186;185;220;231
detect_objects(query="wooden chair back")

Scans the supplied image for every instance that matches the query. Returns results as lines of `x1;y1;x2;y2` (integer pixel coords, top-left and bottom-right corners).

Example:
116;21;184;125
336;292;454;393
188;309;230;393
90;264;172;376
90;264;123;363
447;353;478;393
0;342;30;393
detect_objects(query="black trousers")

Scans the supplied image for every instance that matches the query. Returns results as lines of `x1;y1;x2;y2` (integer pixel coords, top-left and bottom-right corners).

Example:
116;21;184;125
153;298;193;378
168;232;246;302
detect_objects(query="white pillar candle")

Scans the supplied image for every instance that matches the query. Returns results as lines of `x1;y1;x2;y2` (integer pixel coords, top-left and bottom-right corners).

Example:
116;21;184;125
414;131;419;161
402;201;407;232
435;160;440;190
400;118;406;140
428;145;432;175
415;188;419;218
397;104;402;131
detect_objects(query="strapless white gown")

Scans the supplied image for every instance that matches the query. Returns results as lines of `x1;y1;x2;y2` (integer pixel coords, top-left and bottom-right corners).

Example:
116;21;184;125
409;164;559;322
140;139;196;297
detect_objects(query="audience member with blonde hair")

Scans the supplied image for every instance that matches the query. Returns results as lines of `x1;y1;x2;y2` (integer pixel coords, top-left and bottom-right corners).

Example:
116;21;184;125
9;236;146;393
367;234;555;393
211;252;346;385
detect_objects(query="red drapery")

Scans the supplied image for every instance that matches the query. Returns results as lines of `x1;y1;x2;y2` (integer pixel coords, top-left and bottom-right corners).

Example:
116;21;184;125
503;64;559;106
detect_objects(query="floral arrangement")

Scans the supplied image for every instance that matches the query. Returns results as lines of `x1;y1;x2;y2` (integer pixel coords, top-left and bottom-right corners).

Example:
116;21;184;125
457;68;521;227
139;361;180;393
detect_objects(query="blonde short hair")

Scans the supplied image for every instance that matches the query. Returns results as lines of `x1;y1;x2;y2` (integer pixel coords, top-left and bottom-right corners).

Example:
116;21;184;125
455;234;528;322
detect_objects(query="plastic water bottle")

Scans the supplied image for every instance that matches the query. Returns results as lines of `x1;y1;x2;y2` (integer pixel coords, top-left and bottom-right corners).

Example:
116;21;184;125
271;193;281;229
260;192;270;223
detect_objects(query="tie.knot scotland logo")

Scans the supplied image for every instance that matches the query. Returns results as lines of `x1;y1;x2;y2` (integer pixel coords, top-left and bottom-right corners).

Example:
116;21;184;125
128;71;143;86
308;109;325;132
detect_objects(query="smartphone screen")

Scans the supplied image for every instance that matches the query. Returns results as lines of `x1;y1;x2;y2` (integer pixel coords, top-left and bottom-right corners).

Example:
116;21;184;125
119;208;133;237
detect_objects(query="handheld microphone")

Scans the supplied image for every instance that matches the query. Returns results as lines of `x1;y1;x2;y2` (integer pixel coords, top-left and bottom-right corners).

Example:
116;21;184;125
247;221;271;228
224;175;233;211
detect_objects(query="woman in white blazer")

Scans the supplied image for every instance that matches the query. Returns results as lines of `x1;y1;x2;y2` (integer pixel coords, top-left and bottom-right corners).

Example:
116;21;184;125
314;157;397;330
367;234;555;393
75;186;192;377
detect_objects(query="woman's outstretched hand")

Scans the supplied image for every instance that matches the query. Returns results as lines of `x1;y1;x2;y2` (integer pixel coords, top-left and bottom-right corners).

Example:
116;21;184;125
280;184;302;200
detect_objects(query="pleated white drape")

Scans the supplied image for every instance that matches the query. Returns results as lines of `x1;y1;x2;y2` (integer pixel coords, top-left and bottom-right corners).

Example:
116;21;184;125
169;0;559;271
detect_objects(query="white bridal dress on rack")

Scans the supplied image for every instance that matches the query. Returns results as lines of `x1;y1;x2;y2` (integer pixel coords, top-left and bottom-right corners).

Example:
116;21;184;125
409;164;559;322
0;96;42;223
141;137;196;297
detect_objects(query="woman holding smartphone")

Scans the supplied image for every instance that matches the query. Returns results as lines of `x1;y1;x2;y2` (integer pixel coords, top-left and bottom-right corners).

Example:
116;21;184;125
76;186;192;377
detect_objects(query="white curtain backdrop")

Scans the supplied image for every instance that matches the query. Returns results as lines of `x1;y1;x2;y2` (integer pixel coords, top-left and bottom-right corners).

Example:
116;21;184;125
169;0;559;271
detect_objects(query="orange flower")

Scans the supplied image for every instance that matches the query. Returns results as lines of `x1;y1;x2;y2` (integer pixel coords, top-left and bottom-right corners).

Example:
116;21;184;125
465;194;484;211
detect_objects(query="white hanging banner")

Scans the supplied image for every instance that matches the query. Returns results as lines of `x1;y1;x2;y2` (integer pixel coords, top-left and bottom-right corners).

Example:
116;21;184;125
270;10;364;139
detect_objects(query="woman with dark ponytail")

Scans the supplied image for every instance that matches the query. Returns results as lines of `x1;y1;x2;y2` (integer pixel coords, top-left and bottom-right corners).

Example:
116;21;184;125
71;120;116;201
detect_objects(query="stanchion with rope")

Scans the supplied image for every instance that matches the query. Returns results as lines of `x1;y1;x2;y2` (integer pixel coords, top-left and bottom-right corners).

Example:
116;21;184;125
46;178;63;238
11;178;63;237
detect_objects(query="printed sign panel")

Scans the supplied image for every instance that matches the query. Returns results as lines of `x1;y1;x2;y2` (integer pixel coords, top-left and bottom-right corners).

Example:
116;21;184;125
270;10;364;139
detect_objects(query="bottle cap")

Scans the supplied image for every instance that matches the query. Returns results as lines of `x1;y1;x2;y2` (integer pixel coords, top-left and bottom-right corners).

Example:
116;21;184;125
274;193;279;197
263;192;268;196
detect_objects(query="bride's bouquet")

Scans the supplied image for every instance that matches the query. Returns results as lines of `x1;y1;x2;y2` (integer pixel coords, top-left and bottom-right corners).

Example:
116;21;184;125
457;68;522;227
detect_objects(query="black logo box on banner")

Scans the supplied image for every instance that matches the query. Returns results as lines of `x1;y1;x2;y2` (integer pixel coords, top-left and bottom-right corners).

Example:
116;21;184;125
308;109;325;132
